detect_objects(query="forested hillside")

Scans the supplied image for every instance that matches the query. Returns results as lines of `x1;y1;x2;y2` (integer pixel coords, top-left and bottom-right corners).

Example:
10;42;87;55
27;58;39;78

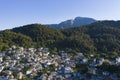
0;21;120;56
0;30;34;52
12;24;64;48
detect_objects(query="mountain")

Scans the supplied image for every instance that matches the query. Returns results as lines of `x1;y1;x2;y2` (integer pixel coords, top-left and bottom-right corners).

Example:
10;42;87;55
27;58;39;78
1;20;120;58
48;17;96;29
61;20;120;54
11;24;95;53
11;21;120;54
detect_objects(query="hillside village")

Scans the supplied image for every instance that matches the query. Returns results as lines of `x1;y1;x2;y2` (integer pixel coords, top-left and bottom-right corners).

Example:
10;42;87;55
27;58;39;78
0;45;120;80
1;0;120;80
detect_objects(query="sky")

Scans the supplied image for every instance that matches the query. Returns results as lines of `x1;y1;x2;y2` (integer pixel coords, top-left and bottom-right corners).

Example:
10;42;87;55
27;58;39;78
0;0;120;30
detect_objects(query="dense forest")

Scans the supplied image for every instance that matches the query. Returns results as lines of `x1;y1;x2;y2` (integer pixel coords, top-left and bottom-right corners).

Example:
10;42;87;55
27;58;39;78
0;21;120;57
0;30;34;52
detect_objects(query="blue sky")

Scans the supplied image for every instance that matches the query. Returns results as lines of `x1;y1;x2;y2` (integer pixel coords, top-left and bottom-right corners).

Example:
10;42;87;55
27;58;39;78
0;0;120;30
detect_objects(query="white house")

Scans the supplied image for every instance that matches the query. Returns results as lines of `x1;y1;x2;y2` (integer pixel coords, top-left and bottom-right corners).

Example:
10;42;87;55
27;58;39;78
116;57;120;64
26;70;32;75
17;72;23;79
64;67;72;74
0;66;4;72
0;56;3;62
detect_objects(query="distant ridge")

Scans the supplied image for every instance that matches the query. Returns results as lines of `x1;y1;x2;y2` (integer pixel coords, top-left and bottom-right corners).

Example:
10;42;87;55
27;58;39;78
47;17;96;29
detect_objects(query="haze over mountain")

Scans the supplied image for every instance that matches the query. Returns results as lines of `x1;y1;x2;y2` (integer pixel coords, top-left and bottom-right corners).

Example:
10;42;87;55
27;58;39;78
47;17;96;29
